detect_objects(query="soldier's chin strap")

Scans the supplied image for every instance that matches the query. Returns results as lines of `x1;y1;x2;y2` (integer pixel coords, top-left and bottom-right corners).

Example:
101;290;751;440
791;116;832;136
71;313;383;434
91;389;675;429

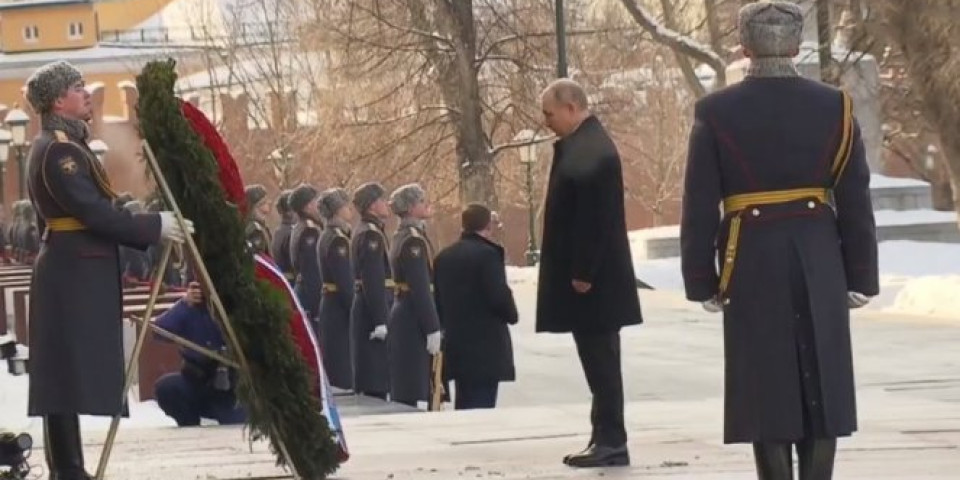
716;90;855;302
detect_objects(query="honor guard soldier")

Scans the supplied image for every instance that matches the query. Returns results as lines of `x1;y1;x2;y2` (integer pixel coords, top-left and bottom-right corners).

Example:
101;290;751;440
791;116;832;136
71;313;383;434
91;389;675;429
680;3;878;479
316;188;355;390
244;184;272;254
349;182;392;400
24;60;193;479
386;184;442;408
288;184;323;330
271;189;296;282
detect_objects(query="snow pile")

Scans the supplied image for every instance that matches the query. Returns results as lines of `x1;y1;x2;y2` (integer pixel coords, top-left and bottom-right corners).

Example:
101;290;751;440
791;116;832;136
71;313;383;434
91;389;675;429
886;276;960;318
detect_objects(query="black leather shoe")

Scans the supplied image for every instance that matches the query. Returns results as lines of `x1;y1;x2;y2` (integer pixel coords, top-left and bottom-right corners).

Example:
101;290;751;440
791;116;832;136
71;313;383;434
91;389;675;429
565;444;630;468
562;442;593;465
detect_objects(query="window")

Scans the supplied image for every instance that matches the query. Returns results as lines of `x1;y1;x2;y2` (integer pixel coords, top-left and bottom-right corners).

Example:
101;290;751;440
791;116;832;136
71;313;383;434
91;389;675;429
22;25;39;42
68;22;84;40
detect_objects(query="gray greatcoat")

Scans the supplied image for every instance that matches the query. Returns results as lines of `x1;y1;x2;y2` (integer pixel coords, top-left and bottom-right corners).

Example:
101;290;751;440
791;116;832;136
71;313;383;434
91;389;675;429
316;223;354;390
290;219;322;327
27;128;160;416
350;216;392;396
387;221;440;405
680;76;879;443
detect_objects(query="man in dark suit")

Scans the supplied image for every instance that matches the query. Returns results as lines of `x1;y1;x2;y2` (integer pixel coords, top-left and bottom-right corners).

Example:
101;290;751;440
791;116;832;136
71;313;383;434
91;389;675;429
536;79;642;468
24;60;193;479
680;3;878;479
434;203;518;410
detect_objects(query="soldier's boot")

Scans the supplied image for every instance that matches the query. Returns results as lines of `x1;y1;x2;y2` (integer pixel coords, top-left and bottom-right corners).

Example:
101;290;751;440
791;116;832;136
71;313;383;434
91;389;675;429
752;442;794;480
796;438;836;480
44;414;93;480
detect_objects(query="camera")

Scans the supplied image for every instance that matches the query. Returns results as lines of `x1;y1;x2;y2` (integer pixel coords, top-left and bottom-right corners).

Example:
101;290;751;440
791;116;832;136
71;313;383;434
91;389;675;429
0;432;31;479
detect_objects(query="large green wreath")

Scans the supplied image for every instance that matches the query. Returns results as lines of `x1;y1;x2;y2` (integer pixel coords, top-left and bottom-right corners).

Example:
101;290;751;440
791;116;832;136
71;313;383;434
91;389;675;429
136;59;341;478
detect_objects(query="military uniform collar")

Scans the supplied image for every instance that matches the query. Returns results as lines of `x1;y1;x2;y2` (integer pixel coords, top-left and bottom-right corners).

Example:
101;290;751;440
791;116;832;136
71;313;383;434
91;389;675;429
41;113;90;143
398;217;426;233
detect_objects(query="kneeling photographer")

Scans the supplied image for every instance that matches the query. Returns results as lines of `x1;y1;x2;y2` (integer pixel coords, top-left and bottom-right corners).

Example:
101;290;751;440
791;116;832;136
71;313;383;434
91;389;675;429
153;282;246;426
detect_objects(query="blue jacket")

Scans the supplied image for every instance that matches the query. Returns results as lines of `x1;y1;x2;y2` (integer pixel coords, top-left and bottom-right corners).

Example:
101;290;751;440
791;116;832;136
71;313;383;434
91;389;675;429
155;299;226;365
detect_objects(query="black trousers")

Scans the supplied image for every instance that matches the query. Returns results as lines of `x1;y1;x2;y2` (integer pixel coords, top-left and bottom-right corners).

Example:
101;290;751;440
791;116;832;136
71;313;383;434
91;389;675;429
454;379;499;410
573;330;626;447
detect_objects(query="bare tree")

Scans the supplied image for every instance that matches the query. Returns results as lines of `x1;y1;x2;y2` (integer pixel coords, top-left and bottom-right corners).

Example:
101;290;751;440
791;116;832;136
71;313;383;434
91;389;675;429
880;0;960;221
613;0;731;97
600;53;691;226
305;0;564;209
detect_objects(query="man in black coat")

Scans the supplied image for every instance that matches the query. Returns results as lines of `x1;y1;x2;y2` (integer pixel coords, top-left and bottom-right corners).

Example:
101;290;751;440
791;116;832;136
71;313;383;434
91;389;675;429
537;78;642;468
680;3;878;479
24;60;193;479
434;204;518;410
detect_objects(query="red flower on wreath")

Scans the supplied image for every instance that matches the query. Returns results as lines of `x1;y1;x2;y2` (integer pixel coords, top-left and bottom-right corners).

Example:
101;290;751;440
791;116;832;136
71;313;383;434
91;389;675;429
179;100;248;215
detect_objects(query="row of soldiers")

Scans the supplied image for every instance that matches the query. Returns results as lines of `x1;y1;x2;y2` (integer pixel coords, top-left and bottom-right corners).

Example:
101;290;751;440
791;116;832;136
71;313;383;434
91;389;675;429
246;181;441;408
1;200;40;264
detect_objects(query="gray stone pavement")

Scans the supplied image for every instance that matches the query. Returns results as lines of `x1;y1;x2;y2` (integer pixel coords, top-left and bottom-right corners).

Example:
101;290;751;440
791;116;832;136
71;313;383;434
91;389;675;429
27;288;960;478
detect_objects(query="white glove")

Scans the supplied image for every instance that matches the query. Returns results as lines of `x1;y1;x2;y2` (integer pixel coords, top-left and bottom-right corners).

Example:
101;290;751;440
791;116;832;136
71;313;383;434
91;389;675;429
847;291;870;309
159;211;195;243
369;324;388;341
702;296;723;313
426;330;442;355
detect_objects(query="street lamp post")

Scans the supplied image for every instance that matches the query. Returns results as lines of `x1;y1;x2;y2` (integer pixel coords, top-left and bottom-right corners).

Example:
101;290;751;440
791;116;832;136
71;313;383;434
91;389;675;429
555;0;568;78
515;129;540;266
0;129;11;205
4;108;30;200
89;139;109;164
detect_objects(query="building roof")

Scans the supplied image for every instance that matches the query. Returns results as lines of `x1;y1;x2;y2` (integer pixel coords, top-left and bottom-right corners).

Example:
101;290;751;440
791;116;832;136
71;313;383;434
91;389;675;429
0;0;91;11
0;45;195;79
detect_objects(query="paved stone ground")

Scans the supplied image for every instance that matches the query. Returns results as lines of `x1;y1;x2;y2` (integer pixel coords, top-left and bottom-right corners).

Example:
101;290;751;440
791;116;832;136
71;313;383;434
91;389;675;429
16;288;960;478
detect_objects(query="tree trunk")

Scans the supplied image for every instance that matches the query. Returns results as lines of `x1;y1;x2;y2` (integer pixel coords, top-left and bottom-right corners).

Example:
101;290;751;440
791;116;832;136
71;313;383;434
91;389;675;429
439;1;499;208
881;0;960;223
816;0;840;85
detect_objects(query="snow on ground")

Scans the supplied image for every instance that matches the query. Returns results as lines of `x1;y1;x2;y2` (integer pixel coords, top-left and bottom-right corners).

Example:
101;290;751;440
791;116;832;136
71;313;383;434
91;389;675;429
873;209;956;225
870;174;929;189
509;238;960;320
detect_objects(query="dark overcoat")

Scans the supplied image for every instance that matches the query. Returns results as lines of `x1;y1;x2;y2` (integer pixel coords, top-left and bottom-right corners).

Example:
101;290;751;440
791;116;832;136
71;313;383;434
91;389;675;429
387;223;440;405
316;224;354;390
434;233;517;383
349;217;392;395
680;76;879;443
290;219;322;325
536;116;643;334
271;218;295;280
27;128;160;416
